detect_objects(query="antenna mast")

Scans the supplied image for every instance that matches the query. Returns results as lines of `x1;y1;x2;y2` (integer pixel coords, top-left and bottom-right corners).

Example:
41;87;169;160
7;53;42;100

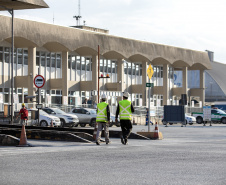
73;0;82;26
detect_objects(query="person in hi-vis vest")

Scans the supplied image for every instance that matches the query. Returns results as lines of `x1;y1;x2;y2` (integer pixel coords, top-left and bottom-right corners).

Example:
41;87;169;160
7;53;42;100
96;94;111;145
115;92;134;145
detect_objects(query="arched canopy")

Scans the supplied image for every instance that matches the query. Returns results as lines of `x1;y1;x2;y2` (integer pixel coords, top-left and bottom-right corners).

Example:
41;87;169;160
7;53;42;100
75;46;97;56
189;63;209;70
5;37;37;48
43;42;70;52
103;51;125;60
172;60;190;68
128;54;150;62
151;57;170;65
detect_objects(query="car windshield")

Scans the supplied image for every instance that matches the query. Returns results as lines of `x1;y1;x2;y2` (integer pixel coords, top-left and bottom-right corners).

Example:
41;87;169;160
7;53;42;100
53;108;66;114
39;110;49;116
217;109;226;114
89;110;96;114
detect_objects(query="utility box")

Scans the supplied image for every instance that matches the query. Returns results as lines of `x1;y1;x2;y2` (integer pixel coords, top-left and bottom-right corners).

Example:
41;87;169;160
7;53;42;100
163;105;185;125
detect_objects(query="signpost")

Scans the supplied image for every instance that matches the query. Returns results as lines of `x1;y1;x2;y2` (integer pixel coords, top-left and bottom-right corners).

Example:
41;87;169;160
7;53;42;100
34;74;45;125
146;64;154;132
203;105;211;126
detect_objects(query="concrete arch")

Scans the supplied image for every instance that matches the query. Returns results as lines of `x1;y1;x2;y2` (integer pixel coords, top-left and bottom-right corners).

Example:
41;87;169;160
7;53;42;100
103;50;125;60
128;54;150;62
172;60;191;68
43;42;70;52
151;57;171;65
5;36;37;48
189;63;209;70
75;46;98;56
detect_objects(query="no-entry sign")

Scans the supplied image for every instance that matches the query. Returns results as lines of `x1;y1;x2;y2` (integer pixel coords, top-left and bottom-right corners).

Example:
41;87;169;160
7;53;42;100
34;75;45;88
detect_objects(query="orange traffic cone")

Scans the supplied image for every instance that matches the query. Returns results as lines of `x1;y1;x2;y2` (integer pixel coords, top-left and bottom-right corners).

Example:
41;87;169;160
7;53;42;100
153;122;159;139
93;122;98;141
17;124;30;147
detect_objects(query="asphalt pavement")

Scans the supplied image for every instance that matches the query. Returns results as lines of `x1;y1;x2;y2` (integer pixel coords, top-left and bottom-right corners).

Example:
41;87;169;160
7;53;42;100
1;124;226;185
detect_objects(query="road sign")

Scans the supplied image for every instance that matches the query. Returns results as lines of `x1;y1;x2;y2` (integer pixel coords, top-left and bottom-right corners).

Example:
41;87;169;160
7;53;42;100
203;106;211;121
146;83;154;87
34;75;45;88
147;64;154;79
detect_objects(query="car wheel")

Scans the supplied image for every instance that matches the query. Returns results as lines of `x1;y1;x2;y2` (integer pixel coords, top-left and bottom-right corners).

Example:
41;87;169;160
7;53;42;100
90;119;96;127
169;123;173;125
221;118;226;124
80;123;86;127
60;119;66;127
196;117;203;124
40;120;48;127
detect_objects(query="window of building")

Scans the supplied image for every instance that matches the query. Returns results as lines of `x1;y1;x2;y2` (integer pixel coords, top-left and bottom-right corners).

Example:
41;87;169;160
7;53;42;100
56;90;61;95
76;58;81;70
24;50;28;65
56;54;61;68
36;51;40;66
81;58;85;71
5;52;10;63
17;49;22;64
51;54;55;68
112;61;116;73
86;58;90;71
68;55;71;69
108;60;111;73
0;53;2;63
100;60;103;72
104;60;107;73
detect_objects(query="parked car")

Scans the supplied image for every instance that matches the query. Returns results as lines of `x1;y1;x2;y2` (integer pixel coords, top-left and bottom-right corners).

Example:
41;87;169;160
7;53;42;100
28;109;61;127
70;107;119;127
42;107;79;127
70;107;97;127
162;113;196;125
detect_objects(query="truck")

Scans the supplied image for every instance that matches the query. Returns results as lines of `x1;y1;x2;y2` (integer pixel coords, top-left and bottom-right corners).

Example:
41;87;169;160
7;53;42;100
192;108;226;124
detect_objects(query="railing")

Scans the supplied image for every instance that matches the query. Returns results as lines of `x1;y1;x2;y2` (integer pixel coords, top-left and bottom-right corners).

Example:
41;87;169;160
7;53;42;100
0;103;204;125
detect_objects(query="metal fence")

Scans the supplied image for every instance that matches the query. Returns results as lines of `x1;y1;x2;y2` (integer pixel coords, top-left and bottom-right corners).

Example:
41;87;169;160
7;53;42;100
0;103;204;125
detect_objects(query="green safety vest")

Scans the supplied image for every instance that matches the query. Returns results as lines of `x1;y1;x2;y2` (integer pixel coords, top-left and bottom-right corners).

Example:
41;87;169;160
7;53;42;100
119;100;132;120
96;102;108;122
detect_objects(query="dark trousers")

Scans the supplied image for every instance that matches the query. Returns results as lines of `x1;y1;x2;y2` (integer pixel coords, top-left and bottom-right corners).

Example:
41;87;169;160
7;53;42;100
120;120;133;139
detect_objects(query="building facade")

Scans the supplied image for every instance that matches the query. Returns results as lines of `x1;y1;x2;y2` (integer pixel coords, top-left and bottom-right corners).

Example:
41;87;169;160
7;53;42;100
0;15;211;110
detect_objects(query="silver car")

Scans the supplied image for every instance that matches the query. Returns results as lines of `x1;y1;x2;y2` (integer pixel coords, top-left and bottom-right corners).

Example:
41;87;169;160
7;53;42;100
70;107;97;127
70;107;118;127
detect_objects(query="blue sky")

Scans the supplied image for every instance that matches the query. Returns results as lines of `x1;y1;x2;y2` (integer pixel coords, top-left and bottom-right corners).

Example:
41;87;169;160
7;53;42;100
1;0;226;63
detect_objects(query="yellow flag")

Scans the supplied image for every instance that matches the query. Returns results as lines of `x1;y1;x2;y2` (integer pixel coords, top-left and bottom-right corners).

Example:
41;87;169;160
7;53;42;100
147;64;154;79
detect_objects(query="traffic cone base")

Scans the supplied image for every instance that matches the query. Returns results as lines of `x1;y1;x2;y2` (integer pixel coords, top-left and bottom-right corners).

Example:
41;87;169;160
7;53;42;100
17;125;30;147
153;122;159;139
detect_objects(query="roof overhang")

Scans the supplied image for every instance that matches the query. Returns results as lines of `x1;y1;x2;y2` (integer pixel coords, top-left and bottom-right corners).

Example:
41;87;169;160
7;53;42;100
0;0;49;11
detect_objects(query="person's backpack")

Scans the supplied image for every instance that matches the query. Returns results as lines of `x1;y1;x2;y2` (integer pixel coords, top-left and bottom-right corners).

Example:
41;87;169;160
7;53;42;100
21;108;28;119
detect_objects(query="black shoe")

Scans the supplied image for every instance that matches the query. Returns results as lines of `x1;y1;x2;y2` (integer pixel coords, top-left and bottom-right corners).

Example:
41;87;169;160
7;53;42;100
96;141;100;145
121;137;125;145
106;141;111;145
124;139;128;145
